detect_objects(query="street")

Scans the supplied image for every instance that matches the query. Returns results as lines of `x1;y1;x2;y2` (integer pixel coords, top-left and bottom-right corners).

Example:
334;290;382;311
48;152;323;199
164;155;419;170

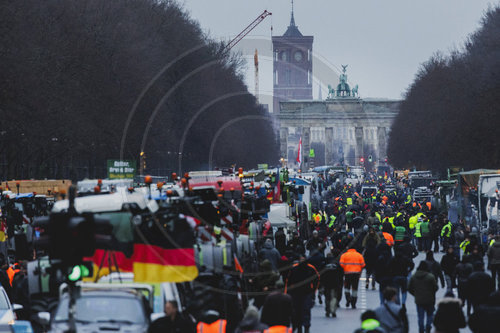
310;251;473;333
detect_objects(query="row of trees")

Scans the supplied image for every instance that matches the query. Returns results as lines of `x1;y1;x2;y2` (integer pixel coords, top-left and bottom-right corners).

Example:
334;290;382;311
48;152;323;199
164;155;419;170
0;0;278;180
388;5;500;171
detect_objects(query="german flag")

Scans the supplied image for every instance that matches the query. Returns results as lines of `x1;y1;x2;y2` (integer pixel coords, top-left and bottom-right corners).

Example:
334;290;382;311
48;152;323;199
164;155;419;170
133;215;198;283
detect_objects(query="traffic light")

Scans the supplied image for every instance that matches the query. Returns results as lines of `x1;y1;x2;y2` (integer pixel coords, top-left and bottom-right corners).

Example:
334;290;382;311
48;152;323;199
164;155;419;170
360;157;365;163
68;263;92;282
368;155;373;163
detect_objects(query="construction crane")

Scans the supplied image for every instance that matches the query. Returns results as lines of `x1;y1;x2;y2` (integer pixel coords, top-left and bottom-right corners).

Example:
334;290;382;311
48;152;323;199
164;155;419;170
254;49;259;103
224;10;272;51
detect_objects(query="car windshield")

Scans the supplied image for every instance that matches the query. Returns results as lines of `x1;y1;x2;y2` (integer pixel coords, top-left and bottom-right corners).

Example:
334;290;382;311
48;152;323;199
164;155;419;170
54;295;146;324
0;290;10;310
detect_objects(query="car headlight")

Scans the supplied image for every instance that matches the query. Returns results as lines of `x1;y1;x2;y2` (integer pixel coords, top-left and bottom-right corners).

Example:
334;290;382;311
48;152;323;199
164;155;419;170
8;319;14;325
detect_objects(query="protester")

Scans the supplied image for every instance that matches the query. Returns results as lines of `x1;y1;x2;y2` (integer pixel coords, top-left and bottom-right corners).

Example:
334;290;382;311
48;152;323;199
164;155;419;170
321;252;343;317
340;245;366;309
234;305;268;333
425;251;445;289
432;294;466;333
408;261;438;333
353;310;387;333
466;261;494;315
149;300;194;333
374;287;408;333
440;247;459;293
285;254;320;333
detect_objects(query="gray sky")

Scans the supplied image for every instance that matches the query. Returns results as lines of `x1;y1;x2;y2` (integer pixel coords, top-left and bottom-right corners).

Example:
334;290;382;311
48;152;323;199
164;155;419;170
181;0;495;110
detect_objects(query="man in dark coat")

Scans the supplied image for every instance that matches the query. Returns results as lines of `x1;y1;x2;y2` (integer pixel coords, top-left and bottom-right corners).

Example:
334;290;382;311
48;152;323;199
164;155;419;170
466;261;494;315
468;291;500;333
149;301;194;333
321;252;343;318
285;255;320;333
432;296;466;333
440;247;459;293
409;261;438;333
362;227;381;290
260;292;293;329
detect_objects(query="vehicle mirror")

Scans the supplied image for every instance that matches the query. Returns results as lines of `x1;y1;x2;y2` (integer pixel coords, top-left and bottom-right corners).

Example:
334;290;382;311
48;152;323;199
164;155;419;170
150;313;165;322
37;312;50;325
13;304;23;311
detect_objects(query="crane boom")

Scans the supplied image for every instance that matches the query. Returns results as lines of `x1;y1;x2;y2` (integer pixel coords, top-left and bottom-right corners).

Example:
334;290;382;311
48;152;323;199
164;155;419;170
225;10;272;51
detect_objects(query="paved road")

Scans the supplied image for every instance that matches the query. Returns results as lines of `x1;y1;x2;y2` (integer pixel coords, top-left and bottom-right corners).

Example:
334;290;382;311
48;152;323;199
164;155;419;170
310;251;473;333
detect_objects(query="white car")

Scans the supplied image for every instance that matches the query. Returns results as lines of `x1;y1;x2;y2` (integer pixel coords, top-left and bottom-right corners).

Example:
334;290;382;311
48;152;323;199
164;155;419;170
0;286;22;325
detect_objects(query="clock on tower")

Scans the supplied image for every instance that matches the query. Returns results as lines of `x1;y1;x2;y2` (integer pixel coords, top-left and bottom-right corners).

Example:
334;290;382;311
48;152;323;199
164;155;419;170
272;3;313;115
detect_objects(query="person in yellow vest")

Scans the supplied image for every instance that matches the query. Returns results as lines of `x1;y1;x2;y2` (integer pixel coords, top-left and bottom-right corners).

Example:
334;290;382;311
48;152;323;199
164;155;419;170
414;218;423;251
441;220;453;252
197;310;227;333
408;214;418;230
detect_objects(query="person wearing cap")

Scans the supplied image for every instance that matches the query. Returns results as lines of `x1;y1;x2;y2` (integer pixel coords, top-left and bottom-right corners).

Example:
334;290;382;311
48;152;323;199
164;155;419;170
340;245;365;309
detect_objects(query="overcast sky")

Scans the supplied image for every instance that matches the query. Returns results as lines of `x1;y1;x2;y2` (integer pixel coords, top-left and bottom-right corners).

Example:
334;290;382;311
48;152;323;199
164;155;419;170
181;0;495;110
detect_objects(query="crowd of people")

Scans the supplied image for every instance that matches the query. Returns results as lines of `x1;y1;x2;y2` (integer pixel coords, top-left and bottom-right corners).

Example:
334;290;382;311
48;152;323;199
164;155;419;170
150;174;500;332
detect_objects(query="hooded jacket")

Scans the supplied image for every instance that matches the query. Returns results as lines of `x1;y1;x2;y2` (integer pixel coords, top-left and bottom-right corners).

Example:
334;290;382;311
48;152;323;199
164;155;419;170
440;253;459;276
433;297;466;333
408;270;438;305
260;239;281;271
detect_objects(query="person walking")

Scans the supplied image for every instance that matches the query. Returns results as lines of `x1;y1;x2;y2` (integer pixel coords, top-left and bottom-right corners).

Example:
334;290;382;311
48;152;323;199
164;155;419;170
441;220;453;252
391;251;413;308
440;247;459;293
321;252;343;317
374;287;409;333
487;235;500;289
430;217;442;253
260;238;281;272
285;255;320;333
466;261;494;315
425;251;445;289
362;227;381;290
421;218;431;252
375;243;394;305
432;295;466;333
340;245;366;309
415;218;423;251
409;261;438;333
455;258;473;315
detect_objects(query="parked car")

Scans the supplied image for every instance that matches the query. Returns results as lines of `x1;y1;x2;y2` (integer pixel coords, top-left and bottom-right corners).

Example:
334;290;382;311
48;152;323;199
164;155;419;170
37;283;156;333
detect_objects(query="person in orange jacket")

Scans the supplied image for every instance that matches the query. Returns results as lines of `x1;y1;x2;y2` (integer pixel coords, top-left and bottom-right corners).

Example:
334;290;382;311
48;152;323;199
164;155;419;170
196;310;227;333
340;245;365;309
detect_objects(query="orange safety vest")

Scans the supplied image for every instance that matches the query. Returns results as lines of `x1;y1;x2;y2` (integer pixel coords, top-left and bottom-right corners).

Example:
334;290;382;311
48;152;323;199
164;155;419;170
339;249;365;274
7;265;20;286
264;326;293;333
197;319;227;333
382;232;394;247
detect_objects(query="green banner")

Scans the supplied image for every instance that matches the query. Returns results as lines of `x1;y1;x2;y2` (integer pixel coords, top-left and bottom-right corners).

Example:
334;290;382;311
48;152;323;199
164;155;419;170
107;160;136;179
257;163;268;170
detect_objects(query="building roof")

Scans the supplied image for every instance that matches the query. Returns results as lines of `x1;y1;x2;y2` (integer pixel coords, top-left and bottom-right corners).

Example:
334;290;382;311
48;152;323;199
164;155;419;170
283;7;303;37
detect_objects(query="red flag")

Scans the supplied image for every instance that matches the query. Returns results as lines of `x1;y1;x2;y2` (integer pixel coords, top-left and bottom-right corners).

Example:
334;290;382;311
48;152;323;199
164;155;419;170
296;137;302;166
234;254;244;273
